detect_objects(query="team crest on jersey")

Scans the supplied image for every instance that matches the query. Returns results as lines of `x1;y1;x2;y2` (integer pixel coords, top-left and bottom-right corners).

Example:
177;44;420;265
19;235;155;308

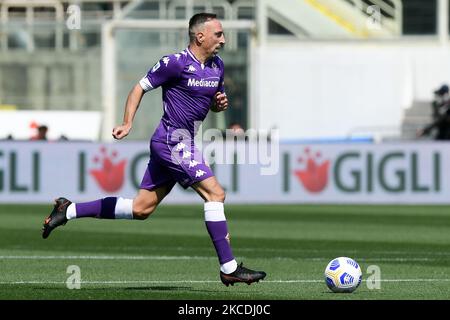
188;65;197;72
162;57;170;66
151;61;161;73
212;61;219;74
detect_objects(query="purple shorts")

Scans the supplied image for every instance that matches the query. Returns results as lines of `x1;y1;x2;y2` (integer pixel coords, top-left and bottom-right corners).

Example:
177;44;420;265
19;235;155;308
139;136;214;191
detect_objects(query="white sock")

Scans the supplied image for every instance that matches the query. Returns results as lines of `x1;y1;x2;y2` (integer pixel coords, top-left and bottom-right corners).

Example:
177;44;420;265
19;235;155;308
204;201;225;221
115;197;133;219
221;259;238;274
66;203;77;220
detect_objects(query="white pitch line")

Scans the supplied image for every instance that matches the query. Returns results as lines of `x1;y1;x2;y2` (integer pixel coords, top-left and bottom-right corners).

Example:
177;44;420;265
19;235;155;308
237;248;450;256
2;279;450;285
0;255;442;262
277;257;436;262
0;255;214;260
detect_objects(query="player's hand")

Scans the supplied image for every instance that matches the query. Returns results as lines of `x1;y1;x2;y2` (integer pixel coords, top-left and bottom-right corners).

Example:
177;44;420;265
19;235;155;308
212;92;228;112
112;124;131;140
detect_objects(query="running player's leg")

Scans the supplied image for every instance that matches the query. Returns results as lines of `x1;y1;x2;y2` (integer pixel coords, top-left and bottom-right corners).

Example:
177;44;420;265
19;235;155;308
132;185;174;220
150;139;266;285
192;176;266;286
191;176;233;269
42;153;176;238
70;184;174;220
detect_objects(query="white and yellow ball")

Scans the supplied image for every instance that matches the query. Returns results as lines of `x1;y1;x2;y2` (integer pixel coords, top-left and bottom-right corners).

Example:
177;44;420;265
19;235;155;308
324;257;362;293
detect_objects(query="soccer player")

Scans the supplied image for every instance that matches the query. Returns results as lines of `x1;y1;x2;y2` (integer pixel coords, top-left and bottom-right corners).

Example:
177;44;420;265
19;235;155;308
42;13;266;286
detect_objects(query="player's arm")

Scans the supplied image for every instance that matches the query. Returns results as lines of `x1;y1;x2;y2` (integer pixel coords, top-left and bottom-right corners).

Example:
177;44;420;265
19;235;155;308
112;83;145;140
210;59;228;113
112;54;184;139
210;92;228;113
112;56;174;140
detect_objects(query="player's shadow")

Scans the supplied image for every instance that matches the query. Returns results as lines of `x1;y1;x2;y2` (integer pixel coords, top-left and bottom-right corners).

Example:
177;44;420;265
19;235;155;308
124;286;219;293
30;285;221;294
125;286;190;291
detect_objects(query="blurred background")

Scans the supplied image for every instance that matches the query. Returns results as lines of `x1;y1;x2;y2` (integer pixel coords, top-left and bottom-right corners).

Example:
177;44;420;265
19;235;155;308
1;0;450;204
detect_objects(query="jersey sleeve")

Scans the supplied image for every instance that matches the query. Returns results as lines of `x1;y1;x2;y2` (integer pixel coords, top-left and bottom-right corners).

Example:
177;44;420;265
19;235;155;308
216;56;226;94
139;54;185;92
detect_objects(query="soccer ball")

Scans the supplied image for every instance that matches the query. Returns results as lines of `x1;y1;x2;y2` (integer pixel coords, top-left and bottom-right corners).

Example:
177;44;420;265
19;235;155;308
324;257;362;293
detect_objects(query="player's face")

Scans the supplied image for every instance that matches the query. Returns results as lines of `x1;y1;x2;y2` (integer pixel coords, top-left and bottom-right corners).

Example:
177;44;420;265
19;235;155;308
202;19;225;56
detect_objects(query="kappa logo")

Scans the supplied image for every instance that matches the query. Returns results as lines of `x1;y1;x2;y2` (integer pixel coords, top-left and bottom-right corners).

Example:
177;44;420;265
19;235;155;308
90;147;127;193
188;65;196;72
182;150;192;159
294;147;330;193
225;233;231;244
175;53;181;60
175;142;186;151
162;57;170;66
189;160;199;168
195;170;206;178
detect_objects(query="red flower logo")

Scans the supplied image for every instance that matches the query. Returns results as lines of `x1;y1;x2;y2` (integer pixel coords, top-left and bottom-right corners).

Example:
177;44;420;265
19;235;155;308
294;147;330;193
90;147;127;193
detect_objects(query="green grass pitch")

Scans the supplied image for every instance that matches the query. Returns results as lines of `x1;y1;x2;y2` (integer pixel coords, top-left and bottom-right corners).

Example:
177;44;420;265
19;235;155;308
1;203;450;300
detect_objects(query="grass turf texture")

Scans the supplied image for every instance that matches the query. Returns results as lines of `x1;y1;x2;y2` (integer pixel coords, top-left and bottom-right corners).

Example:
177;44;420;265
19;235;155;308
0;204;450;300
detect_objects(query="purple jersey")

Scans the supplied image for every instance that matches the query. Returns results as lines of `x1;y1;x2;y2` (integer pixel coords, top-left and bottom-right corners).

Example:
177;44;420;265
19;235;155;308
140;47;225;143
138;47;223;190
